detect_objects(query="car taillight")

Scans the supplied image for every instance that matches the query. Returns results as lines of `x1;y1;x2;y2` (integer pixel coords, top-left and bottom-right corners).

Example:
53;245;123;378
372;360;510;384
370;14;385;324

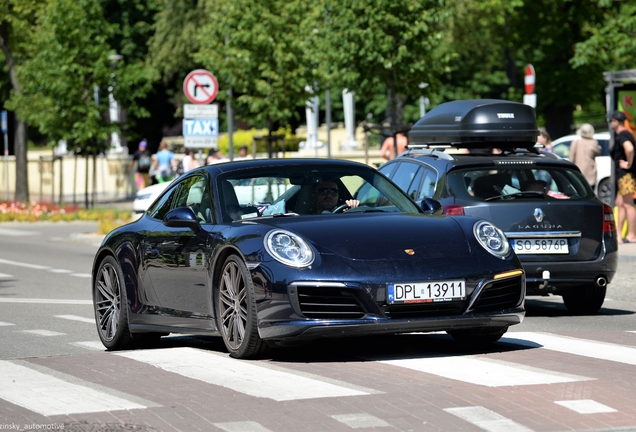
602;203;616;234
443;204;465;215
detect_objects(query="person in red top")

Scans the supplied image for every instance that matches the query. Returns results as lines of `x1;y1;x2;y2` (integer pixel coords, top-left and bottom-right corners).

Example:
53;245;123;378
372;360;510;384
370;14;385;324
610;111;636;243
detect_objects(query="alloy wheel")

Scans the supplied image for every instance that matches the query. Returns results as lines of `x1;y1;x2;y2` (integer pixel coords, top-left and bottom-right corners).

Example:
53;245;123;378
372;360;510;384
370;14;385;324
95;262;121;343
219;261;248;350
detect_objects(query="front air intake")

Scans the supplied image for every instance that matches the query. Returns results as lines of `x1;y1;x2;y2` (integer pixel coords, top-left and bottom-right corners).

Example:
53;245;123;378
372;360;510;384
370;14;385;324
471;276;524;313
296;286;366;319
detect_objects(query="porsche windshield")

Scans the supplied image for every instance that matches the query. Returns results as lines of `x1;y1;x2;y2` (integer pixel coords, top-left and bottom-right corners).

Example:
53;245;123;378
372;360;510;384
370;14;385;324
217;166;420;220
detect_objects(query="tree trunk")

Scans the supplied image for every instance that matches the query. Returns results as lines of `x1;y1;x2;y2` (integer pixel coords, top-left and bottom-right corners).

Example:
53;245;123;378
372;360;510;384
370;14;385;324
1;24;29;202
13;120;28;202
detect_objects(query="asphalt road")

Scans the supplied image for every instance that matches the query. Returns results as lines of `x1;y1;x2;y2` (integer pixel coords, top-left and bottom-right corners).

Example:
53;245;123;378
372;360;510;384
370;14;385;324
1;222;635;432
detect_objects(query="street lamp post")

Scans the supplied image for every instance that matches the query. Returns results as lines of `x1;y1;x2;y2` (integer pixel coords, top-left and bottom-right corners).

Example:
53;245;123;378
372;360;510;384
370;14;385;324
107;54;124;154
419;82;429;118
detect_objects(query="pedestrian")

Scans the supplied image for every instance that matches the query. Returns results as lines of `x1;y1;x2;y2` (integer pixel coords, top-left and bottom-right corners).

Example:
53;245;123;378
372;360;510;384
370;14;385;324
569;123;601;188
206;147;229;165
130;139;152;190
609;111;636;243
236;145;253;160
379;133;408;160
180;148;199;173
537;130;553;152
153;139;176;183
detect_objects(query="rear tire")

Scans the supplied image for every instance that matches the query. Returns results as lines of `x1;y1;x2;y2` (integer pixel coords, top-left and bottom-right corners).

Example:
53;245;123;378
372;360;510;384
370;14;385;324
216;255;267;359
448;327;508;347
562;284;606;315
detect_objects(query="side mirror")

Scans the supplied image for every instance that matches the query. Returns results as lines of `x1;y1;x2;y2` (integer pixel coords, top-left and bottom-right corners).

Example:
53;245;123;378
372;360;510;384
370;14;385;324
418;198;443;216
163;206;201;232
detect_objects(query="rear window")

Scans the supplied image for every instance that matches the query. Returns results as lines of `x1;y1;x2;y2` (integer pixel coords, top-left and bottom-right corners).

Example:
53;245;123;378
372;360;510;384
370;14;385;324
446;167;592;202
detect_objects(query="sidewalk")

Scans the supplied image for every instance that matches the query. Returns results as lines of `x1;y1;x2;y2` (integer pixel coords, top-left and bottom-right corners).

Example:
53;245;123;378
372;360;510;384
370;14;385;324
618;239;636;261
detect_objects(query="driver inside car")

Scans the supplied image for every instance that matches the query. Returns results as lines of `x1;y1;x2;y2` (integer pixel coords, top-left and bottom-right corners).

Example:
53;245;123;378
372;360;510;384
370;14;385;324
311;179;360;214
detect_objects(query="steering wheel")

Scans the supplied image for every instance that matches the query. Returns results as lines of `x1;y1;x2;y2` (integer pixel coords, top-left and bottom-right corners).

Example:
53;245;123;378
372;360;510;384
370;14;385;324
332;204;350;214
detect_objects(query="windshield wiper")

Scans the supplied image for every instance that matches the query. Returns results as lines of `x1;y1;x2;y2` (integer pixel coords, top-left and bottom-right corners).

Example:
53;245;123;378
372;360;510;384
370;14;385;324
485;191;546;201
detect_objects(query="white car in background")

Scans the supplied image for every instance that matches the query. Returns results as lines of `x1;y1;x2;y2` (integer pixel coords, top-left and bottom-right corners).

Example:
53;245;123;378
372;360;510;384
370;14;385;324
132;182;171;218
552;132;611;205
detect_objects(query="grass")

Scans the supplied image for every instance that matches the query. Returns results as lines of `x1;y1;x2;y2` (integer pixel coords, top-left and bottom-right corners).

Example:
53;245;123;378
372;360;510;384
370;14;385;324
0;201;133;234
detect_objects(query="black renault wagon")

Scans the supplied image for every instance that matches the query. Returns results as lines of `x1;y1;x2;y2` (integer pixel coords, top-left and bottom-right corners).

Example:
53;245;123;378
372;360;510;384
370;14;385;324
380;99;618;314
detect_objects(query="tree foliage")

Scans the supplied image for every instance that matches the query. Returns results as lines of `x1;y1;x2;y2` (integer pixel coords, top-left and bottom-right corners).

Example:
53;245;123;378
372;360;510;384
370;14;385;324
572;0;636;71
6;0;153;150
194;0;315;129
307;0;450;127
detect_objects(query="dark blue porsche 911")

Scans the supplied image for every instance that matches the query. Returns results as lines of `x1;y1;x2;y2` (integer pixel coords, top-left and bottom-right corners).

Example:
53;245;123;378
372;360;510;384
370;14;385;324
92;158;525;358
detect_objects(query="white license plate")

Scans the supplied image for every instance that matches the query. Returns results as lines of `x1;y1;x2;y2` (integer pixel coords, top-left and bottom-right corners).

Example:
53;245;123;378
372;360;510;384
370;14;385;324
387;280;466;304
511;238;569;254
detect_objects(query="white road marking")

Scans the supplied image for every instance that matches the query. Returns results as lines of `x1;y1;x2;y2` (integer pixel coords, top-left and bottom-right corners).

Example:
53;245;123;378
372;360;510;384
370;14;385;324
48;269;73;274
0;273;13;279
0;321;15;326
503;332;636;366
213;422;272;432
0;298;91;304
117;347;380;401
380;356;590;387
19;329;66;337
554;399;617;414
70;273;92;278
0;228;39;236
0;360;147;415
331;413;391;429
55;314;95;324
445;406;534;432
0;258;50;270
71;341;105;350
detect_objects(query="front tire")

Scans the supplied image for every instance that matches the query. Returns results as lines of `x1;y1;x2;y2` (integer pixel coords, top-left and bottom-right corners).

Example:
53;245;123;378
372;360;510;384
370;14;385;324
93;256;134;350
562;284;606;315
216;255;267;359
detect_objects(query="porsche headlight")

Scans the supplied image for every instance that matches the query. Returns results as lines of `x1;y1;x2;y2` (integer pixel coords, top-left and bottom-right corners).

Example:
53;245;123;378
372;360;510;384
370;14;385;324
264;229;314;268
473;220;510;259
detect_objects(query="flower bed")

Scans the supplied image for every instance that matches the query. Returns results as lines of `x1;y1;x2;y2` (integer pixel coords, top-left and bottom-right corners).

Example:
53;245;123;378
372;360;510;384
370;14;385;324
0;201;132;234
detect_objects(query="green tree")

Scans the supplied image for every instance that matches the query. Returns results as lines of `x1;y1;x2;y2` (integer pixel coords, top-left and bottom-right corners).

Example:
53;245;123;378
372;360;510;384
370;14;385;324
0;0;45;202
307;0;450;128
6;0;153;206
196;0;316;133
437;0;521;103
571;0;636;71
502;0;607;138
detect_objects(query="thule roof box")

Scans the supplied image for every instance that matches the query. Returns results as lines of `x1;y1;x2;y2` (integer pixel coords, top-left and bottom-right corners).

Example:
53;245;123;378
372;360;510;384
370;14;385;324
409;99;540;149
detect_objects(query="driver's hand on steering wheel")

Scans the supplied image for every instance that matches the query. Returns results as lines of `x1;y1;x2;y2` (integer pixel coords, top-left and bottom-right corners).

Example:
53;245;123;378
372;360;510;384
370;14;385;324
345;199;360;210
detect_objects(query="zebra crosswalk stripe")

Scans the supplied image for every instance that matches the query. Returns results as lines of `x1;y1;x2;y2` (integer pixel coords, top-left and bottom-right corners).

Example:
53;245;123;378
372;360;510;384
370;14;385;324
445;406;534;432
116;347;381;401
0;360;148;416
379;355;591;387
503;332;636;366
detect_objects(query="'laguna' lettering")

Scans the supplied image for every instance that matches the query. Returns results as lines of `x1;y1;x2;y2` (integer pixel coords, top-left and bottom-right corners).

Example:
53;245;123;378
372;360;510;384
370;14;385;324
517;224;563;229
497;113;515;118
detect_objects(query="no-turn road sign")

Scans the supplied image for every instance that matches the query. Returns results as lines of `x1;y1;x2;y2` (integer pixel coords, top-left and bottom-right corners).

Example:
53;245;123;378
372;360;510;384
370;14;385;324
183;69;219;105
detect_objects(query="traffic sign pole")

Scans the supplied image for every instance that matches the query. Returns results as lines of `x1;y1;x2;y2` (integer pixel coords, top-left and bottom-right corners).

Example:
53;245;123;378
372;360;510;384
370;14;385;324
1;110;8;200
523;64;536;108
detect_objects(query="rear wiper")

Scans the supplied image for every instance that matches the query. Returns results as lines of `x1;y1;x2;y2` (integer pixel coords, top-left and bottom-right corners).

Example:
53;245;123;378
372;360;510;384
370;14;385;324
485;191;546;201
